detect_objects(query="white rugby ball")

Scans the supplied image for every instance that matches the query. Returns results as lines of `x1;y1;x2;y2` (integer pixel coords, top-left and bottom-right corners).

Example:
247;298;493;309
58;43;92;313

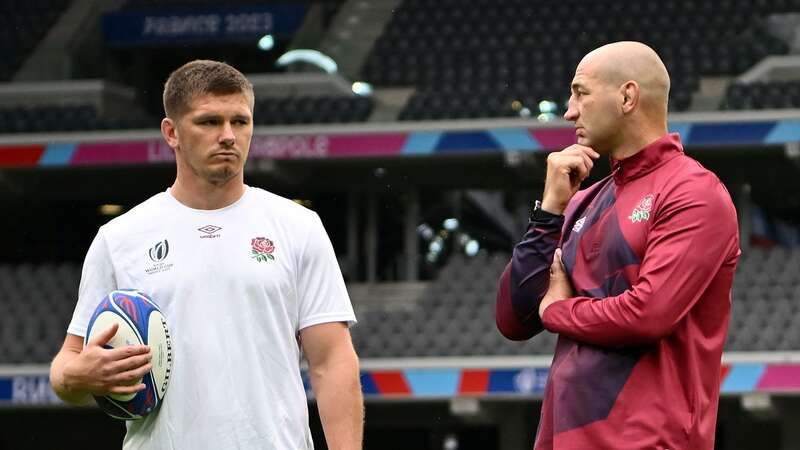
85;289;172;420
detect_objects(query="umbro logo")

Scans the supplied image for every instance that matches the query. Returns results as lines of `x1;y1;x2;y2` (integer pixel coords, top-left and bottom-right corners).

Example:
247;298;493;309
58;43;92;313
198;225;222;239
573;217;586;233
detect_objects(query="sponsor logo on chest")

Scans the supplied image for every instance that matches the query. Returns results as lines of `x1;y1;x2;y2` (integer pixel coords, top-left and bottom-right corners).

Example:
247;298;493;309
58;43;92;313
198;225;222;239
572;216;586;232
629;194;654;223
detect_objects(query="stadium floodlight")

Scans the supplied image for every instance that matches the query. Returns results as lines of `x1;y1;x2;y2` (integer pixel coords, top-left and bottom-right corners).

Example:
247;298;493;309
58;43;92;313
351;81;373;96
275;49;338;74
443;218;459;231
257;34;275;51
417;223;435;241
465;240;480;256
511;99;532;118
429;238;444;253
538;100;557;113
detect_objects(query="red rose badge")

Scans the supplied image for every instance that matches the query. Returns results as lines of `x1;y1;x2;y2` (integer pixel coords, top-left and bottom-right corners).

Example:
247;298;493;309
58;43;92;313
251;237;276;262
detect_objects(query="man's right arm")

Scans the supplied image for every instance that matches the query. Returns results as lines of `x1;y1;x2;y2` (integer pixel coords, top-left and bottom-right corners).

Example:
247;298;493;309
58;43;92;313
495;212;564;340
495;145;598;340
50;325;152;405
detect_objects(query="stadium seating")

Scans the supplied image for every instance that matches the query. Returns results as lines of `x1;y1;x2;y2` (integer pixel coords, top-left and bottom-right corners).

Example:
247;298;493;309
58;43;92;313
0;246;797;364
0;262;79;364
364;0;791;120
0;104;157;134
0;0;71;82
0;96;372;134
254;96;374;125
721;81;800;110
350;252;557;358
349;247;800;358
727;247;800;351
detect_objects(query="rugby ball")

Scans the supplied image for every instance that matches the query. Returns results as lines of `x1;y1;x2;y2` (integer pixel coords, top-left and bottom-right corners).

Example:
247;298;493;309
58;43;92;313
85;289;172;420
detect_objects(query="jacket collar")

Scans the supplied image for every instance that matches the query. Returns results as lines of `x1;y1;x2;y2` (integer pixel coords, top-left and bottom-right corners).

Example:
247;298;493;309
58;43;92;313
610;133;684;185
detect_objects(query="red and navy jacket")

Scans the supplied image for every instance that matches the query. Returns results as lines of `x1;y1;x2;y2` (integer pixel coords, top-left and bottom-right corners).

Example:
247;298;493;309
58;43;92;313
496;134;740;450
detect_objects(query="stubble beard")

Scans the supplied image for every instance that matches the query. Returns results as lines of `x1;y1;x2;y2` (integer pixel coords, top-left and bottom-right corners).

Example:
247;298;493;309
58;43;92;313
205;164;239;186
186;157;240;187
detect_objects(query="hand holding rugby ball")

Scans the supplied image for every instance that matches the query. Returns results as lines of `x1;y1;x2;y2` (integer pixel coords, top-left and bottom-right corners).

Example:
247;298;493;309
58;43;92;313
85;289;172;420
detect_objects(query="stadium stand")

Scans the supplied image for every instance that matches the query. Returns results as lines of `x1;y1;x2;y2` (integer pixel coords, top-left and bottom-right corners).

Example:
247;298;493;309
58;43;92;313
3;246;797;364
0;96;372;133
721;80;800;110
364;0;792;120
350;252;558;358
0;0;72;82
0;262;78;364
0;0;372;134
0;104;156;133
253;95;373;125
3;1;800;449
352;247;800;357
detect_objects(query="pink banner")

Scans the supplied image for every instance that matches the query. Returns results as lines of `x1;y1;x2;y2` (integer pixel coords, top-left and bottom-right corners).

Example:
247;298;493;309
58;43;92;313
756;365;800;390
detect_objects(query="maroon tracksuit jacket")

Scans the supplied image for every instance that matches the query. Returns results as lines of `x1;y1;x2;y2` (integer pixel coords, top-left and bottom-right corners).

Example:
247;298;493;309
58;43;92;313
496;133;740;449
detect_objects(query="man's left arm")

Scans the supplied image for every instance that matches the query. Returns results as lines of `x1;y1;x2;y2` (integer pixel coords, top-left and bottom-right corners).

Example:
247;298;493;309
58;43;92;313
300;322;363;450
540;178;740;347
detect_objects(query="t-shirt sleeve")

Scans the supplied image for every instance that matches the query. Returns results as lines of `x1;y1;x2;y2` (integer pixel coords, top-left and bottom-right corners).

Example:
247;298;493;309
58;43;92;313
296;213;356;331
67;228;117;338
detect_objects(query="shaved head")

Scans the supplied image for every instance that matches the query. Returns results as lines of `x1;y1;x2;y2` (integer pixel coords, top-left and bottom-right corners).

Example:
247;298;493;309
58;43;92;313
564;41;671;157
578;41;670;116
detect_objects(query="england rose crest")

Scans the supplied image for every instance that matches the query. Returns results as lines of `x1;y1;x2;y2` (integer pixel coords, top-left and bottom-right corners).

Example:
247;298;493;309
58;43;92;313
251;237;276;262
629;194;654;223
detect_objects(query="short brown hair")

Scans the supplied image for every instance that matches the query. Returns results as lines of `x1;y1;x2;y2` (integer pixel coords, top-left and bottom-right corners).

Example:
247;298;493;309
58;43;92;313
162;60;254;119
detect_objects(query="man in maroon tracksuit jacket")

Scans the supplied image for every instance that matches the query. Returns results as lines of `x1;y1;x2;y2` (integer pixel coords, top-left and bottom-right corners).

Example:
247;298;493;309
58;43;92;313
496;41;740;449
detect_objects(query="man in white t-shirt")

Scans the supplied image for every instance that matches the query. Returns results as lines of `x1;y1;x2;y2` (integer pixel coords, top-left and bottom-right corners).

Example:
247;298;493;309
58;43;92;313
49;60;363;450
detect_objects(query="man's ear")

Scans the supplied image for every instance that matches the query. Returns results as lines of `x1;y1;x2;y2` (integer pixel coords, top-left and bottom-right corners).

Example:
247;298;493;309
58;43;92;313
161;117;179;149
620;80;639;114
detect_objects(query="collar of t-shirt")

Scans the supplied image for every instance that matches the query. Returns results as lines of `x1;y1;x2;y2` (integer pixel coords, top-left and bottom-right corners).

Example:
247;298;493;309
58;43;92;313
610;133;684;185
165;185;251;213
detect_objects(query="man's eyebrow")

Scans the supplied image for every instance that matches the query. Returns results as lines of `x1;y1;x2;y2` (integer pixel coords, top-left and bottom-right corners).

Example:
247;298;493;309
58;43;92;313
571;81;585;91
193;113;221;121
192;113;251;121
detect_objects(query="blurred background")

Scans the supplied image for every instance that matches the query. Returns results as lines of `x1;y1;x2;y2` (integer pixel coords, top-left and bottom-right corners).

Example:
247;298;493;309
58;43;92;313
1;0;800;449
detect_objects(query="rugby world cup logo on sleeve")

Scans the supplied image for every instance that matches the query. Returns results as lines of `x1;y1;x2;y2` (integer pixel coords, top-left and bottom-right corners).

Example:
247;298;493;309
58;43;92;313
251;237;276;262
629;194;654;223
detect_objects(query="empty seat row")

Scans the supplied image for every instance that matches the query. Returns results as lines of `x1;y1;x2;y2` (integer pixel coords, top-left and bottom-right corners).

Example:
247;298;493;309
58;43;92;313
0;104;157;134
0;95;373;133
721;81;800;110
364;0;790;120
253;96;373;125
1;244;799;363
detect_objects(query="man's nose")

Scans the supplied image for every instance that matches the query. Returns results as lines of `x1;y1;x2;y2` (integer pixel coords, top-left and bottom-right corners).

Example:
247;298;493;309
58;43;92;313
220;122;235;146
564;102;578;121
